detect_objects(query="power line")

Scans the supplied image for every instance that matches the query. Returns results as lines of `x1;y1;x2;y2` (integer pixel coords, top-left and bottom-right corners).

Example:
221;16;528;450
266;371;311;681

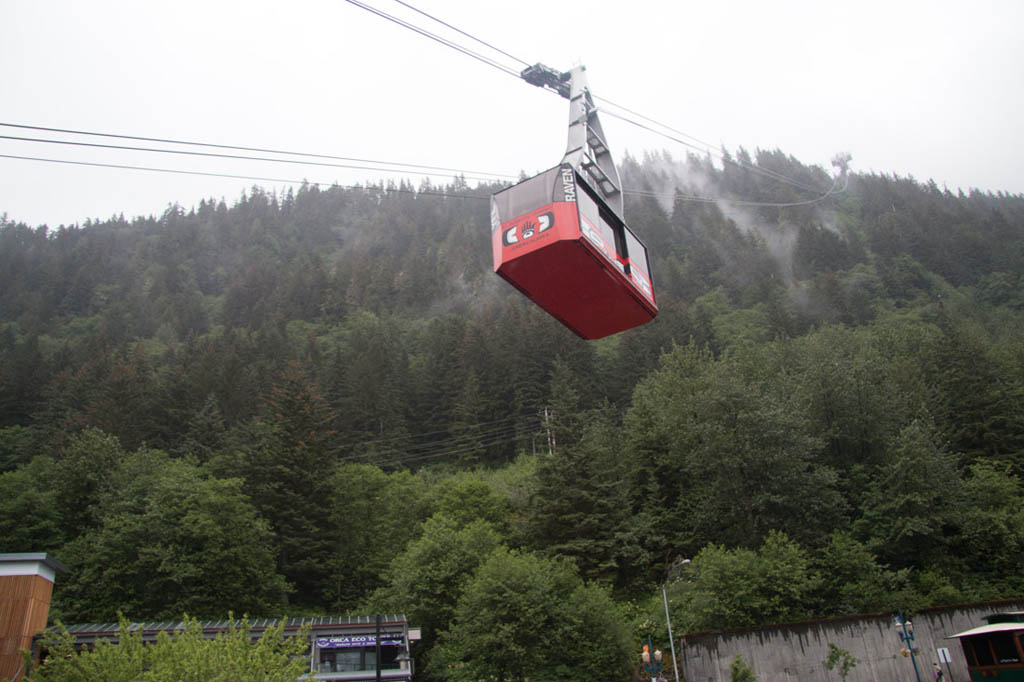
1;125;841;208
2;2;842;210
0;149;845;210
346;419;533;458
624;171;845;208
347;0;841;200
0;132;515;183
336;398;553;467
340;423;533;464
595;96;720;157
0;153;492;201
597;107;829;195
340;422;544;467
0;122;514;178
0;5;845;214
341;403;547;452
340;0;521;79
339;410;546;461
391;0;530;68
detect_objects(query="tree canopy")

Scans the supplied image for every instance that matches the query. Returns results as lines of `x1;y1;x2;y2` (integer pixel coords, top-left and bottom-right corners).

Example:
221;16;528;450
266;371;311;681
2;150;1023;680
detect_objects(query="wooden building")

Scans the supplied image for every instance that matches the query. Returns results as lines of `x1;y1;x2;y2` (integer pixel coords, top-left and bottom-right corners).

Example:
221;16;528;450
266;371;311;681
0;553;66;682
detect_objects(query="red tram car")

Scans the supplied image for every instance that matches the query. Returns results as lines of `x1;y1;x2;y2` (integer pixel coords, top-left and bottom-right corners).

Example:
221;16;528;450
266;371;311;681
491;64;657;339
491;164;656;339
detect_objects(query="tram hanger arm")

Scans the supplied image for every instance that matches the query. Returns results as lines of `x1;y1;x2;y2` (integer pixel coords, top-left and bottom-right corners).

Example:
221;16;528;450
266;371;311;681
521;63;624;221
521;63;571;99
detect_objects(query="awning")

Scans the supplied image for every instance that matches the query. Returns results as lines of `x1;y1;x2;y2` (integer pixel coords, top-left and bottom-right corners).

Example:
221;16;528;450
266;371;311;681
948;622;1024;639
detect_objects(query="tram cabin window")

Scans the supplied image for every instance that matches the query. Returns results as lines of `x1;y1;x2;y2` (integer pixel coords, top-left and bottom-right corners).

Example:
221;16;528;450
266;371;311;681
992;633;1023;664
576;182;622;269
963;634;1024;667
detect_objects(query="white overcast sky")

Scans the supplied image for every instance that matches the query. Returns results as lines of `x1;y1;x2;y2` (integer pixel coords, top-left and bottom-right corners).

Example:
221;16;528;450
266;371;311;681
2;0;1022;228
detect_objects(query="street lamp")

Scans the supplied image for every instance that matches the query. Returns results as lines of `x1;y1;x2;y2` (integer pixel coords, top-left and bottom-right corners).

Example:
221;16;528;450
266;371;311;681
893;611;921;682
662;557;690;682
641;641;664;682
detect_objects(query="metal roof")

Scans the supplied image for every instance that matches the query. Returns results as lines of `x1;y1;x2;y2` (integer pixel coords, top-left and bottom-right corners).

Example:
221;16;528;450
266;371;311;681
985;612;1024;624
57;614;409;637
0;552;68;573
948;622;1024;639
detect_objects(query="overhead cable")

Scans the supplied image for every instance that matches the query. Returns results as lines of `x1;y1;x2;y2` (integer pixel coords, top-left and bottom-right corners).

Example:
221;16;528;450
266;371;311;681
597;108;828;194
339;423;544;466
341;402;547;451
349;0;840;199
0;153;492;201
340;0;521;79
595;96;826;192
0;150;845;209
391;0;530;68
623;170;846;208
344;419;538;459
0;132;514;183
0;122;514;178
2;2;843;211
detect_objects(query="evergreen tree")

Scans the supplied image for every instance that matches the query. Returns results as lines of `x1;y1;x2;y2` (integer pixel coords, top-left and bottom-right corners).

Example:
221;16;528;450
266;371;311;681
526;360;638;586
236;363;338;606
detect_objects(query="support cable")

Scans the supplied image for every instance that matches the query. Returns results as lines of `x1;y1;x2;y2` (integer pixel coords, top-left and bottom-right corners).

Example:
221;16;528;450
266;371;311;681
0;153;491;201
3;2;844;209
340;0;521;79
0;122;513;178
0;131;514;182
363;0;840;197
391;0;530;68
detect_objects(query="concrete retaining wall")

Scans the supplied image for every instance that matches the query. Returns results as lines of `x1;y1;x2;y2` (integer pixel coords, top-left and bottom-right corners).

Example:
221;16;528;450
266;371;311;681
677;600;1024;682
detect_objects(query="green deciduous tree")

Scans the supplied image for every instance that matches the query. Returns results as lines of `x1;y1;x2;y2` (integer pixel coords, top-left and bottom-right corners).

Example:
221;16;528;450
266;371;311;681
423;471;514;533
625;343;843;557
56;450;287;622
325;463;428;609
47;428;125;533
813;531;908;616
931;318;1024;471
857;417;963;570
431;548;632;682
27;616;310;682
367;514;503;652
785;324;909;474
669;531;820;631
0;459;65;553
953;461;1024;594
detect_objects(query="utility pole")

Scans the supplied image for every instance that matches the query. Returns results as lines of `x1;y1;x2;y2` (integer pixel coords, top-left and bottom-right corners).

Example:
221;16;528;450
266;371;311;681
663;557;690;682
375;613;382;682
663;582;680;682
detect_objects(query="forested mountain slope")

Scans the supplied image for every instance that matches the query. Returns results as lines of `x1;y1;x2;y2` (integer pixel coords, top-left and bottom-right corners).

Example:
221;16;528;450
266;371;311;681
2;150;1023;679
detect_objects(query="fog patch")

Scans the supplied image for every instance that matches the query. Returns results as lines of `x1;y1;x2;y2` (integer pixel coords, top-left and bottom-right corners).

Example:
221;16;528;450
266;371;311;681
622;150;719;214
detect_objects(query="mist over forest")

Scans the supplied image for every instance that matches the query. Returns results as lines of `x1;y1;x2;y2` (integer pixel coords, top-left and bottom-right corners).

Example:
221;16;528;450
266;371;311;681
2;149;1023;680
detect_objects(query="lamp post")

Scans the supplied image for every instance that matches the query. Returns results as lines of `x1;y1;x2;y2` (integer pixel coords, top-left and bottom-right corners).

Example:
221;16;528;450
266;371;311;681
641;640;663;681
662;557;690;682
893;611;921;682
642;640;663;682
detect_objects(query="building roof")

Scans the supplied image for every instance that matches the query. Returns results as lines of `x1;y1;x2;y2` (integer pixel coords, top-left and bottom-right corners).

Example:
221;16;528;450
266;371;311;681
0;552;68;574
57;614;409;639
948;621;1024;639
985;612;1024;624
60;614;407;630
